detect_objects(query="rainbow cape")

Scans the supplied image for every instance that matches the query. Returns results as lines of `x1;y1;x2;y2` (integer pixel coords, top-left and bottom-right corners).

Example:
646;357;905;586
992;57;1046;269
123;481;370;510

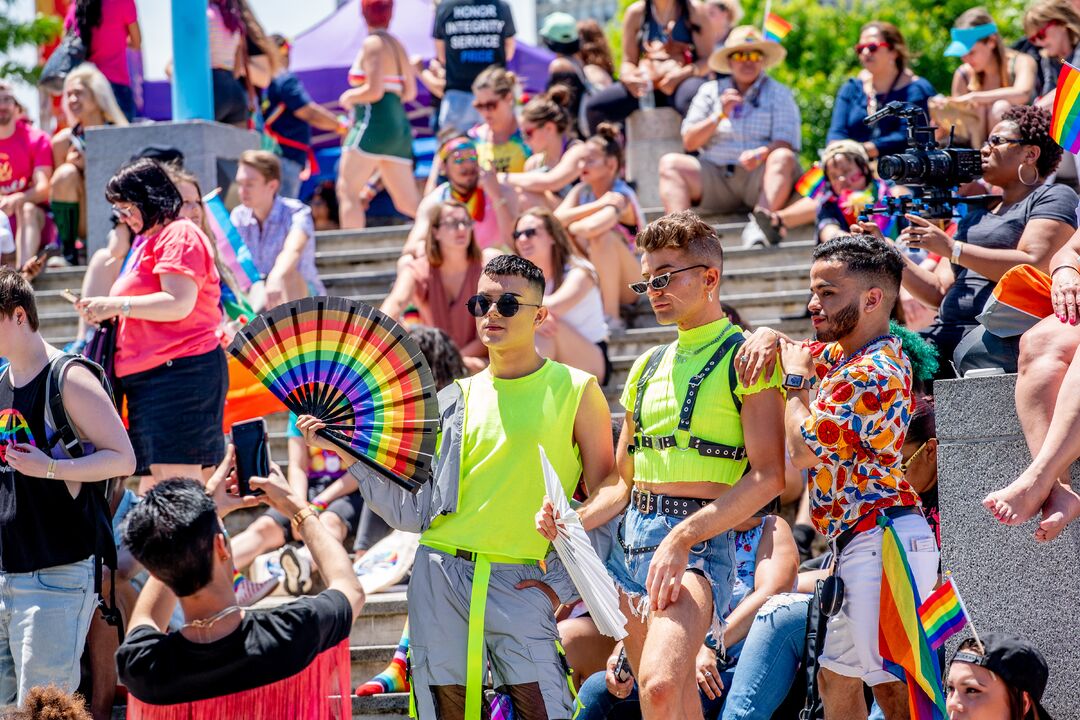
919;579;969;650
1051;61;1080;153
204;192;261;293
795;164;826;198
878;517;948;720
764;12;792;42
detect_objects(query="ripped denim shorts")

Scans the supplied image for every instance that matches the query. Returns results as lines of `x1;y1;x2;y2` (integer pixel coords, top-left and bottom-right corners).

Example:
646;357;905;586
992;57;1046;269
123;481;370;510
605;503;736;632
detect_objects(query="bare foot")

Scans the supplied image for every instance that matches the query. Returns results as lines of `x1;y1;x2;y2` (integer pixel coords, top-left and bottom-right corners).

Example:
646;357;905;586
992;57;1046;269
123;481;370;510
1035;481;1080;542
982;467;1057;526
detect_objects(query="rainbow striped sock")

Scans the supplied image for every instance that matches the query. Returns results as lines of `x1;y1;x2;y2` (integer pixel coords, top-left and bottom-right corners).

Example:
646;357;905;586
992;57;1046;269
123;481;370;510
232;569;244;592
356;622;410;696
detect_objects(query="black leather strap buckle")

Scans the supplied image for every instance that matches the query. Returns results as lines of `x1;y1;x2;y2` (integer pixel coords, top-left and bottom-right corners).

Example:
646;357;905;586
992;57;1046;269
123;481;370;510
689;438;747;461
631;489;710;517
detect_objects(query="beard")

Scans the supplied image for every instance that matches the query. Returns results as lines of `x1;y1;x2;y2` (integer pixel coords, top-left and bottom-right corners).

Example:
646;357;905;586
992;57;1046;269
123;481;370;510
814;299;860;343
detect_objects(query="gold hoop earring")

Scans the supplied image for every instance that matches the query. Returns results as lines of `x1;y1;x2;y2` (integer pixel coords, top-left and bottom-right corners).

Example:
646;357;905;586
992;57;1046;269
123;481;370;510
1018;163;1039;187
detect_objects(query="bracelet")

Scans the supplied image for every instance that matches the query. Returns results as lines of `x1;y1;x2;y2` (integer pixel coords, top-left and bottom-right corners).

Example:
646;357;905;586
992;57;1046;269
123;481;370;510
46;459;57;480
951;240;964;265
310;499;329;513
1051;263;1080;278
291;506;317;531
121;296;131;317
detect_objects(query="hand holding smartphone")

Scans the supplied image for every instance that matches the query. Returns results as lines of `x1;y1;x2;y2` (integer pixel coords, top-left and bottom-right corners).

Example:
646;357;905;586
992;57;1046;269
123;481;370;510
230;418;269;496
60;289;81;304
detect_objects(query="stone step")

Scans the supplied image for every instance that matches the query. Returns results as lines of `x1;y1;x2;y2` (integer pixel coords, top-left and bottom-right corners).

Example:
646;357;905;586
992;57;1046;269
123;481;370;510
351;644;398;686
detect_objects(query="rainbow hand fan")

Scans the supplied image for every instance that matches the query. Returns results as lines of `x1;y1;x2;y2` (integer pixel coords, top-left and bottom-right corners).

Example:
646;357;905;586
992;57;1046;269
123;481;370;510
227;297;439;493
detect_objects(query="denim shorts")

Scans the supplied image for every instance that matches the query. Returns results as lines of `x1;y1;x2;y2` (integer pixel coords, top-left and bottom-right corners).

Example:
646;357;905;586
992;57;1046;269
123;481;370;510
606;504;736;632
0;558;96;706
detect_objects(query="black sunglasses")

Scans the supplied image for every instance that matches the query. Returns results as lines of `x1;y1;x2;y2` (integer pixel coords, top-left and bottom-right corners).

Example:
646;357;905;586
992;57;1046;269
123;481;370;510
513;227;538;240
466;293;541;318
628;265;709;295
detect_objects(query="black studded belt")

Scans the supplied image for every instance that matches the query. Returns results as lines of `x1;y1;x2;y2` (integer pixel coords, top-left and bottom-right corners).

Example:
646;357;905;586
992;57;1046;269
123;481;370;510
631;488;712;517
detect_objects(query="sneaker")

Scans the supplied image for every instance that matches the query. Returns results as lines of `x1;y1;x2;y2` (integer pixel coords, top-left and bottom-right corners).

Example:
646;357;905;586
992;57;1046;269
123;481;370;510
234;576;279;606
279;546;313;596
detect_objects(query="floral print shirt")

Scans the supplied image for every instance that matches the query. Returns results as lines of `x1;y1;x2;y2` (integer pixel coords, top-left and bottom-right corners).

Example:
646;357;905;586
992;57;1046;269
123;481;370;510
800;336;922;539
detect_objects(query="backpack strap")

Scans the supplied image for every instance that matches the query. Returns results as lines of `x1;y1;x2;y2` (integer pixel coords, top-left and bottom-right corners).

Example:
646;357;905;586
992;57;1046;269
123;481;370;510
43;353;124;641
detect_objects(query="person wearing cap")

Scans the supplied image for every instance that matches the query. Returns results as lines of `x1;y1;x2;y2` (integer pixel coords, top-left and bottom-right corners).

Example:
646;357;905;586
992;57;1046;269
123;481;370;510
540;13;607;139
583;0;714;134
703;0;742;50
929;8;1036;149
658;26;800;218
947;634;1055;719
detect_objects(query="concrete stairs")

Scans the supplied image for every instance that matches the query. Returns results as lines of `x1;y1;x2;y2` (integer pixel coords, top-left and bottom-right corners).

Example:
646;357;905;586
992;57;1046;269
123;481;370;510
61;210;815;719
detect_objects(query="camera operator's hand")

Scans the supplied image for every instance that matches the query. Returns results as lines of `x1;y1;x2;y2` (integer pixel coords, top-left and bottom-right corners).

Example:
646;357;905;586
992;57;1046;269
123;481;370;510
1052;265;1080;325
849;219;885;242
901;214;953;258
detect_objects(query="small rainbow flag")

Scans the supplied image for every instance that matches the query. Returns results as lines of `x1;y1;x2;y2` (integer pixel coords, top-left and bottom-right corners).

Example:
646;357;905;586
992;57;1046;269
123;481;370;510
878;518;948;720
919;577;970;650
763;12;792;42
795;164;826;198
1051;61;1080;153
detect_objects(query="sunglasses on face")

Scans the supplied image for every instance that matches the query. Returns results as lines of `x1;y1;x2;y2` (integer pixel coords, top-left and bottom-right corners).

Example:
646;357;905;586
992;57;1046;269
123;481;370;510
513;227;538;240
448;150;478;165
473;95;507;112
855;41;891;54
466;293;541;318
983;135;1023;148
628;264;708;295
521;125;537;139
730;50;763;63
438;218;474;230
111;204;135;218
899;439;930;474
1028;20;1058;44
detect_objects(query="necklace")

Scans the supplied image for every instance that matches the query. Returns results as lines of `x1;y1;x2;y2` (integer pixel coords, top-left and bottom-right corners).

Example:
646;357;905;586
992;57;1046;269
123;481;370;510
674;333;724;363
829;334;894;377
181;605;241;642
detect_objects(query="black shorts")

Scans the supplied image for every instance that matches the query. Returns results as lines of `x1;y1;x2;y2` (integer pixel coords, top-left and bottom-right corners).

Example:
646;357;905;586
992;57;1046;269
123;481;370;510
266;492;365;541
119;348;227;473
597;340;613;386
212;68;248;125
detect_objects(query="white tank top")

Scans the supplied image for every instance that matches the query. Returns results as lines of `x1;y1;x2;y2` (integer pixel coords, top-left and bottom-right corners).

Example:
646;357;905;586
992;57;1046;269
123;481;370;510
550;261;608;344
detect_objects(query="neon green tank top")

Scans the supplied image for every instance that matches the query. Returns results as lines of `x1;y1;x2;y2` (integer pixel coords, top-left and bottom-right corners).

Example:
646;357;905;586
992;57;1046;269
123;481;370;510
620;318;782;486
423;360;592;560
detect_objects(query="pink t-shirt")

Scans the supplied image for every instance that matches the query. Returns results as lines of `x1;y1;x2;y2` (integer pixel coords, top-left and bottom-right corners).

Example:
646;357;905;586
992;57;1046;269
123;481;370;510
64;0;138;86
110;219;223;377
0;120;53;201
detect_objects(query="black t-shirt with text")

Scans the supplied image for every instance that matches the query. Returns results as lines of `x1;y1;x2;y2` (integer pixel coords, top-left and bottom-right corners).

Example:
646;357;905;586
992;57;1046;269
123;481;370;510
117;589;353;705
434;0;516;92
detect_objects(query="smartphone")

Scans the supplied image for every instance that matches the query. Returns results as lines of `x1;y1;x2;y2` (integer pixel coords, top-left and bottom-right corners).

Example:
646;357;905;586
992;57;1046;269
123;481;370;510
60;289;81;304
613;648;632;683
231;418;269;496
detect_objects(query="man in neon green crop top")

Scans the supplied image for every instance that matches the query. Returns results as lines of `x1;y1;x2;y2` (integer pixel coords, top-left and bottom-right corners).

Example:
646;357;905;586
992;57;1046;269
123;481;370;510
298;254;615;719
538;211;786;719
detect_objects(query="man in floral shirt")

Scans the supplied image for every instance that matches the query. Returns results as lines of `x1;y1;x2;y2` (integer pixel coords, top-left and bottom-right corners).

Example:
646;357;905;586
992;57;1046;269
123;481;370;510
734;234;938;720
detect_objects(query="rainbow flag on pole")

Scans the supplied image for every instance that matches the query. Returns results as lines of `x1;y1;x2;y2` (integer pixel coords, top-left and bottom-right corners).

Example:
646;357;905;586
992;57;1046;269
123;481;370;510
795;164;826;198
1051;61;1080;153
878;518;948;720
763;12;792;42
919;578;969;650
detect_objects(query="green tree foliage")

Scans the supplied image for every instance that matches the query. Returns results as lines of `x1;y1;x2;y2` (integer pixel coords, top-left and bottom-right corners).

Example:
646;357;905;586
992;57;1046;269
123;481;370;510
0;0;62;84
607;0;1030;162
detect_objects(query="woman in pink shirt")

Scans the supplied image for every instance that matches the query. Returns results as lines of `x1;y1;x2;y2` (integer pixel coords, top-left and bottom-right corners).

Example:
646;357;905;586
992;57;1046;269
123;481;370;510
77;159;225;491
66;0;141;121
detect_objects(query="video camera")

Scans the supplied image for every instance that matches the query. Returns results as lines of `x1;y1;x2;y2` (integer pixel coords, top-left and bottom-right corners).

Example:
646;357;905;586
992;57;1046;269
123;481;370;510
860;101;996;220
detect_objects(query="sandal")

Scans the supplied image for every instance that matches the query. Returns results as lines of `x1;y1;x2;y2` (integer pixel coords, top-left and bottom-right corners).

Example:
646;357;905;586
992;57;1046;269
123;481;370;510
752;208;786;246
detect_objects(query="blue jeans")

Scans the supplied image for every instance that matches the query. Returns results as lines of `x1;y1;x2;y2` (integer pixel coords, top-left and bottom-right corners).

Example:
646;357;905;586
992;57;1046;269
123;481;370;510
606;505;736;632
278;157;303;199
574;668;730;720
721;593;810;720
437;89;481;135
0;558;96;706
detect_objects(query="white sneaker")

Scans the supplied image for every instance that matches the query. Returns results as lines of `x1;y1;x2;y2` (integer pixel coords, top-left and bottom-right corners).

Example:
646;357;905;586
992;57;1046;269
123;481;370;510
234;575;279;607
280;546;313;596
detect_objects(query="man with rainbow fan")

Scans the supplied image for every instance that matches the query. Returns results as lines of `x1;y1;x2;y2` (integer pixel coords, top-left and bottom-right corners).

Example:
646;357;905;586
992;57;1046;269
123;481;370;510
297;254;615;720
734;233;940;719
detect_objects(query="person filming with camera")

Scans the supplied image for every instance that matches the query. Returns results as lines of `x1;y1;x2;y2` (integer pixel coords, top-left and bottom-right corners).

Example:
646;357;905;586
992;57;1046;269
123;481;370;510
853;105;1076;380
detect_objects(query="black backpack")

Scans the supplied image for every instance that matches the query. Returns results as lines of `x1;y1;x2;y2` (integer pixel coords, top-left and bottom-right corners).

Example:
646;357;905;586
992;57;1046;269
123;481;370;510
43;353;124;641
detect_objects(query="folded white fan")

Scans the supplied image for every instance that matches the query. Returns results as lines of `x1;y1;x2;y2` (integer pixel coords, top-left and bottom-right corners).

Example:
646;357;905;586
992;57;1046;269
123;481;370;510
540;447;628;641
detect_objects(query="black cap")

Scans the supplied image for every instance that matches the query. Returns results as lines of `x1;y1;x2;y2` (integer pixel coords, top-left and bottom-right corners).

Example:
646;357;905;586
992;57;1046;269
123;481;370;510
952;633;1053;720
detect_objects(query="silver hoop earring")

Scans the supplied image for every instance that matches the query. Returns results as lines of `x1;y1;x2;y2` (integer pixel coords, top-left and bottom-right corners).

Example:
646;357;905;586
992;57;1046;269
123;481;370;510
1018;164;1039;187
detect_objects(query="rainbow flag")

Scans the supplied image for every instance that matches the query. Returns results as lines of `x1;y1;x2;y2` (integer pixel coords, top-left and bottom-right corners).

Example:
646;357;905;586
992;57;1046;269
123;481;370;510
1051;61;1080;153
795;164;826;198
204;192;261;292
919;579;969;650
763;12;792;42
878;518;948;719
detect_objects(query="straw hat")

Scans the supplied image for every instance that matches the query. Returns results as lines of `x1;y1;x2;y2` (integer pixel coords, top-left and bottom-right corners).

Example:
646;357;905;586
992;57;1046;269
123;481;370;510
708;25;786;74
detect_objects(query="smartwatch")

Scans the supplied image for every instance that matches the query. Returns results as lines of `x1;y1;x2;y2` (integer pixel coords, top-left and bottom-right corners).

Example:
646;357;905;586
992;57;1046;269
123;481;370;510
783;373;814;391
